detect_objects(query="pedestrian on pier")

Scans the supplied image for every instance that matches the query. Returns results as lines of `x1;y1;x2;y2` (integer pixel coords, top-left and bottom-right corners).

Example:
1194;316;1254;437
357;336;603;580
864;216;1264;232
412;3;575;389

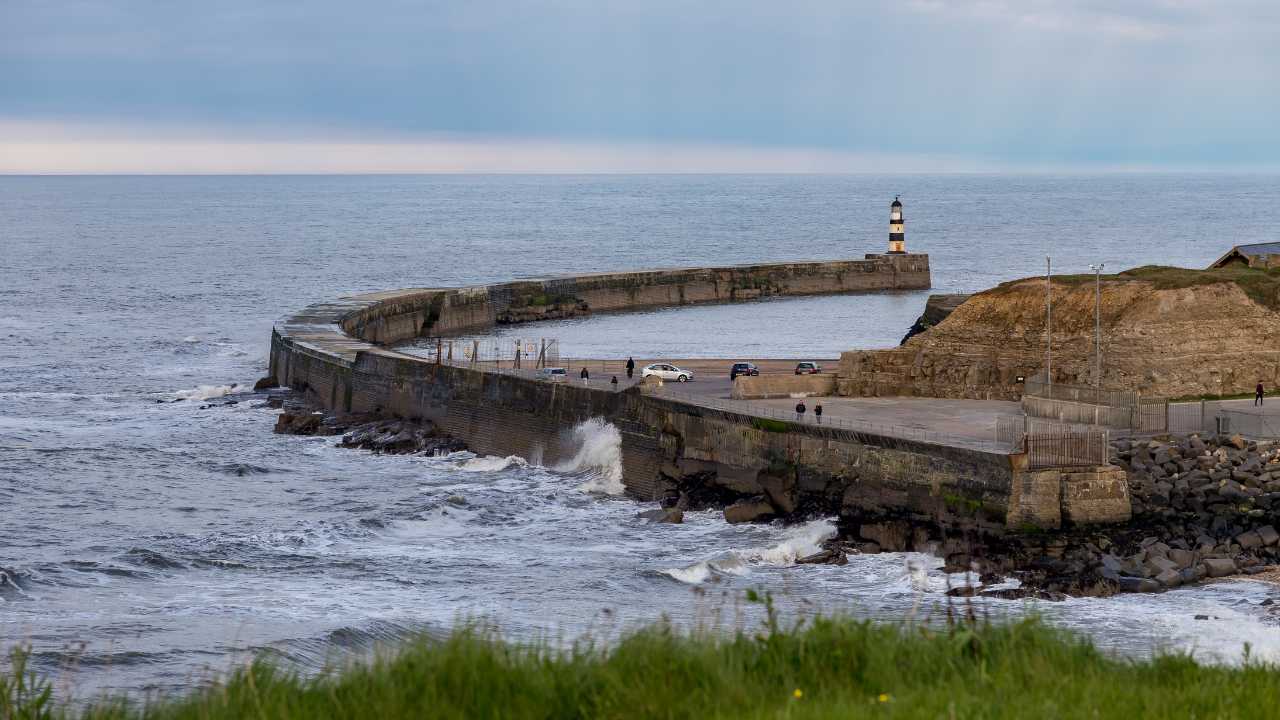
581;367;590;384
814;401;823;425
626;357;635;379
611;375;619;391
1257;382;1265;406
795;400;807;423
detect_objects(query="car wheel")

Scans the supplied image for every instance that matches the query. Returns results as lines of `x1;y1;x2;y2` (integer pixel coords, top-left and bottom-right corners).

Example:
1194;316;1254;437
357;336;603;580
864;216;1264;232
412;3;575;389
677;375;688;382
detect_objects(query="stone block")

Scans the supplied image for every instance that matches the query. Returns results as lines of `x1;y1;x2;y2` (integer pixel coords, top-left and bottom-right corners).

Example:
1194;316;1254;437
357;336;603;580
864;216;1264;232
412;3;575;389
1202;558;1238;578
724;497;775;524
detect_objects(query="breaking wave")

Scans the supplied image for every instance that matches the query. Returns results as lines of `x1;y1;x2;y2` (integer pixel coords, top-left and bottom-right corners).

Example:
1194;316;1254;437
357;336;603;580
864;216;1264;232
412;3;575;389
459;455;528;473
658;520;838;585
557;418;625;495
166;383;243;401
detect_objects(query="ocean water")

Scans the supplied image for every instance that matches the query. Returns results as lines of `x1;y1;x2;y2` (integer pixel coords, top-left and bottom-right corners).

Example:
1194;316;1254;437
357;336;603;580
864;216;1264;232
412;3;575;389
3;174;1280;699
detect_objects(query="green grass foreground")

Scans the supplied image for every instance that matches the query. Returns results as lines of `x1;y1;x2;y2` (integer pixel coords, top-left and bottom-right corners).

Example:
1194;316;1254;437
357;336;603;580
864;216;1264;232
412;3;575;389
5;612;1280;719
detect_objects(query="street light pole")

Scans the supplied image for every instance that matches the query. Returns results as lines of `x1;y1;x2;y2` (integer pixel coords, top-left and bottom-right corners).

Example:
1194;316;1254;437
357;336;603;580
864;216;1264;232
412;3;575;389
1089;263;1105;387
1046;256;1052;393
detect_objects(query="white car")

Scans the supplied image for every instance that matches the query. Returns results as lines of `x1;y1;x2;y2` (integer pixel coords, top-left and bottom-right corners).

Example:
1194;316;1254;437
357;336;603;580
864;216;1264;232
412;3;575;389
642;363;693;382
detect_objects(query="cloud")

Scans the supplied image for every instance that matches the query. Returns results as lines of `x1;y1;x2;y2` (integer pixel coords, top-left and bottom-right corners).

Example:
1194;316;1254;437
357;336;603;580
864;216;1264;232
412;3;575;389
0;121;1004;174
905;0;1280;40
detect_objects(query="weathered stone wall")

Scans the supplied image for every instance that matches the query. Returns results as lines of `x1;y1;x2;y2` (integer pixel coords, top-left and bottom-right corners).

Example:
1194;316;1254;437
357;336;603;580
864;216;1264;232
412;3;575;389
336;254;931;346
731;374;835;399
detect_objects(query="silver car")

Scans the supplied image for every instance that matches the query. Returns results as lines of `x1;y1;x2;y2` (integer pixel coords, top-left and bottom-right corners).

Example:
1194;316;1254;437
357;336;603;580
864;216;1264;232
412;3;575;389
641;363;694;382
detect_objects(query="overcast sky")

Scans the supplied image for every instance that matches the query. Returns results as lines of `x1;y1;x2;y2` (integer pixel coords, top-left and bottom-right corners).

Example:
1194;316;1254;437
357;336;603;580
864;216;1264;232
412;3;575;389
3;0;1278;173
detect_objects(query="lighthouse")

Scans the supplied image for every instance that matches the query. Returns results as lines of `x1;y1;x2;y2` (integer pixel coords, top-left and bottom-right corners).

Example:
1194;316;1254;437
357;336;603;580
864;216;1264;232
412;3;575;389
888;196;906;254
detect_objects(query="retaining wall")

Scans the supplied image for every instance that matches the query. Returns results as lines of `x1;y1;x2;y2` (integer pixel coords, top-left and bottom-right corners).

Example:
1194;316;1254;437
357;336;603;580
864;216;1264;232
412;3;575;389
731;374;836;399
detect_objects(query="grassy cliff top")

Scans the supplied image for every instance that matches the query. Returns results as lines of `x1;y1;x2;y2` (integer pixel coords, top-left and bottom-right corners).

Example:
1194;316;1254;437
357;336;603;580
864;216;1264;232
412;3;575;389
991;264;1280;311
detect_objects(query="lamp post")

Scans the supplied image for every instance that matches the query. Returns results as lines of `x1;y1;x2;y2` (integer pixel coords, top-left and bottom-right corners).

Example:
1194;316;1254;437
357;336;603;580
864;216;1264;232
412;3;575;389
1088;263;1105;387
1045;257;1052;393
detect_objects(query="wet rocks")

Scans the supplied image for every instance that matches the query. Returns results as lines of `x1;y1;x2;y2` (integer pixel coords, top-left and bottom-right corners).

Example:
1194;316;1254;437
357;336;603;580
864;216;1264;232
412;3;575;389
273;395;465;456
638;507;684;524
724;497;776;524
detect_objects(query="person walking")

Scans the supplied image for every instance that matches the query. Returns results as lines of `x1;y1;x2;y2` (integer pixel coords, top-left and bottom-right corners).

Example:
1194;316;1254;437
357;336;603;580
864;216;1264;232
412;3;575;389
580;367;590;384
795;400;807;423
814;401;823;425
626;357;635;379
1257;382;1265;406
611;375;619;391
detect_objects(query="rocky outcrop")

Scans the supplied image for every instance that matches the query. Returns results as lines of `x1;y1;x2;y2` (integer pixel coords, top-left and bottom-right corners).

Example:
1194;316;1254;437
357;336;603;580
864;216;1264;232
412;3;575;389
900;293;969;345
273;396;465;455
840;266;1280;400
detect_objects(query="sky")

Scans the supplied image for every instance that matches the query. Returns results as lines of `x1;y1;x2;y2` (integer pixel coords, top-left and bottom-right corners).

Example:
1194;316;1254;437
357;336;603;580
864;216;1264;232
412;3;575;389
2;0;1279;173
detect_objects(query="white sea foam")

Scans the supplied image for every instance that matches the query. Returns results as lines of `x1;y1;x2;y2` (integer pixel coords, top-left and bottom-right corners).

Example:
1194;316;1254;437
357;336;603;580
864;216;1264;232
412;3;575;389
168;383;242;401
747;519;839;566
660;552;748;585
182;335;200;343
557;418;625;495
459;455;528;473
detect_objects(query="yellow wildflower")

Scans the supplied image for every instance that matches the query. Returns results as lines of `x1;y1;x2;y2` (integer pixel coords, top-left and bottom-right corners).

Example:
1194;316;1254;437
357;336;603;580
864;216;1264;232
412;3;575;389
793;689;803;699
878;693;891;703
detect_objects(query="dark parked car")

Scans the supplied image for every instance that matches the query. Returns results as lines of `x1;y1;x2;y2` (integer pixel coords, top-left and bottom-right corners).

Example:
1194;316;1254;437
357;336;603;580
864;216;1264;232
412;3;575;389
730;362;759;380
795;361;822;375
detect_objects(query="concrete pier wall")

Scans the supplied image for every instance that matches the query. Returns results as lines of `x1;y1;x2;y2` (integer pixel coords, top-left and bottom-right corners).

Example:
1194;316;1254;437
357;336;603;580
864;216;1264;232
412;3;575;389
268;255;1125;532
337;254;931;345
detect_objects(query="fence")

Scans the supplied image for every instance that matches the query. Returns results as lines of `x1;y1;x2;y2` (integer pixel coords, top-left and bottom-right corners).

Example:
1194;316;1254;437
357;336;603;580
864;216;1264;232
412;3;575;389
412;337;561;369
996;415;1110;469
1024;375;1139;408
1217;410;1280;439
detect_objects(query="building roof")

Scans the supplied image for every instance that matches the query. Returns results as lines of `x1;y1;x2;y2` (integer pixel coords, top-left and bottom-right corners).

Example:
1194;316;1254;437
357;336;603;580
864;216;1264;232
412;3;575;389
1209;242;1280;268
891;196;902;208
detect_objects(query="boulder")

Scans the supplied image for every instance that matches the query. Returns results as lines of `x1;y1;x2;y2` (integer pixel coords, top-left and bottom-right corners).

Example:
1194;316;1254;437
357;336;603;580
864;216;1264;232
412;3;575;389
724;497;775;524
1236;530;1264;550
638;507;684;524
1167;548;1196;568
1154;569;1182;588
1118;576;1161;593
1230;434;1248;450
1202;558;1238;578
1258;525;1280;546
253;376;278;391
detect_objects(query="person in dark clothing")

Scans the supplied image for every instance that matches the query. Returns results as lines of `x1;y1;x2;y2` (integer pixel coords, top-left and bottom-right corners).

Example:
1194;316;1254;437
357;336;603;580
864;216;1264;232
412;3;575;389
580;367;589;381
795;400;807;422
625;357;635;379
611;375;619;391
1257;382;1265;406
814;402;823;424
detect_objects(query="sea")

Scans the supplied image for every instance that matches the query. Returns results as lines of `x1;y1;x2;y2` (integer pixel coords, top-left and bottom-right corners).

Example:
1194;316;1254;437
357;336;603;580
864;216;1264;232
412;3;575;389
3;174;1280;700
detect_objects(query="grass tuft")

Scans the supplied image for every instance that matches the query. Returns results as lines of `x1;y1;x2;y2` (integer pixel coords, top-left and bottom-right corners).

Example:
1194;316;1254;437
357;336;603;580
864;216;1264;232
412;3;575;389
8;614;1280;719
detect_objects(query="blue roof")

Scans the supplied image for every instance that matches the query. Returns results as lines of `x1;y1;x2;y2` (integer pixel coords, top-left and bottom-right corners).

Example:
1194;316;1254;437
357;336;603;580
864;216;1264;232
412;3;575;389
1234;242;1280;256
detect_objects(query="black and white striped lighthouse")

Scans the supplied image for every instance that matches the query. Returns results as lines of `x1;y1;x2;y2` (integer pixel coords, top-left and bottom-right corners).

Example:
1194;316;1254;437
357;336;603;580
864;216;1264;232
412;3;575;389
888;196;906;254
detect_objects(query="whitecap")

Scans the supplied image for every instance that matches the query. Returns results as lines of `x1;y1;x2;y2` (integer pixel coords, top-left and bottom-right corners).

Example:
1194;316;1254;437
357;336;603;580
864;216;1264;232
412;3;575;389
166;383;242;401
556;418;624;495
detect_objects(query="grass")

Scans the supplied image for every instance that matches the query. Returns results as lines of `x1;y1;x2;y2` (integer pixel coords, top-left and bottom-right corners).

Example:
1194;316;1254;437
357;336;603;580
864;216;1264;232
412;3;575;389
992;264;1280;311
8;603;1280;719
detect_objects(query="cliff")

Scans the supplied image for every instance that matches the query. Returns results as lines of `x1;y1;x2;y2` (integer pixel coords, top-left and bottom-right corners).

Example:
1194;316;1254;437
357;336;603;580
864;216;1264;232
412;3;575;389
839;265;1280;400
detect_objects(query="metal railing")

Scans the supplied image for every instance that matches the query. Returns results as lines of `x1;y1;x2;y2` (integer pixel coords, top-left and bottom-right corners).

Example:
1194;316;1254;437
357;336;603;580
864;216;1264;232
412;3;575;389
996;415;1110;468
1024;376;1139;408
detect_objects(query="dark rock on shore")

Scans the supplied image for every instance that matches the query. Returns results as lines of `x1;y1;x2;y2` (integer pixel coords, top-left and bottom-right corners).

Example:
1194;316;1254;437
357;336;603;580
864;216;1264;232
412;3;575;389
273;395;465;456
